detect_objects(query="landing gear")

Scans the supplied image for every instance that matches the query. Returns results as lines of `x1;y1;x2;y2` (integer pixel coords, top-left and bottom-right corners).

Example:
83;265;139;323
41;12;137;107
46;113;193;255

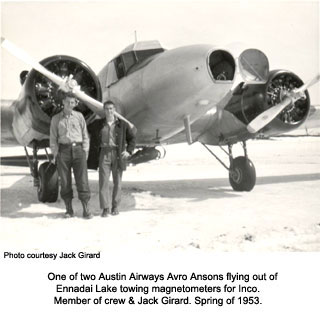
25;141;59;203
202;141;256;192
229;156;256;191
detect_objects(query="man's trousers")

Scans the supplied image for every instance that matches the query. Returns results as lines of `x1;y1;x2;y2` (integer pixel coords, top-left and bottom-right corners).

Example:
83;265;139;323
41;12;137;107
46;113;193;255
99;147;123;209
57;144;91;203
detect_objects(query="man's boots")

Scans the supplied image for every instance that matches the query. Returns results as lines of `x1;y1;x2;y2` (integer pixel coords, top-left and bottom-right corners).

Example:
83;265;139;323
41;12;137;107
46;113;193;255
81;200;93;219
64;199;74;218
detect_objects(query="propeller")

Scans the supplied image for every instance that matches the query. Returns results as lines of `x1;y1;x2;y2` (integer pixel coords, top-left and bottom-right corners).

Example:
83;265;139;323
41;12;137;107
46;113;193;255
1;37;135;129
247;74;320;133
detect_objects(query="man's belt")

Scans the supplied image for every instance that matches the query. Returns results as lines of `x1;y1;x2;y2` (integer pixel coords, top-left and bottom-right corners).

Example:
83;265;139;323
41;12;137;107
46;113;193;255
59;142;83;147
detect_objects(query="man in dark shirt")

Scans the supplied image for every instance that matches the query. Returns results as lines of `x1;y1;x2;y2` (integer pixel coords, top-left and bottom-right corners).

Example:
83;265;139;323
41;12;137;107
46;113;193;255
50;92;92;219
98;101;136;216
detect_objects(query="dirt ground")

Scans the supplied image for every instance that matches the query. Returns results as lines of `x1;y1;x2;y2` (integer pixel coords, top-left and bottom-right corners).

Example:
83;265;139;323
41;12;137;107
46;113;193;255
1;136;320;252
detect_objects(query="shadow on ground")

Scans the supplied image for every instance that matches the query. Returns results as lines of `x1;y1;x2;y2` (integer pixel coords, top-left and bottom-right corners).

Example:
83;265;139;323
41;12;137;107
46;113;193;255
125;172;320;199
1;173;319;218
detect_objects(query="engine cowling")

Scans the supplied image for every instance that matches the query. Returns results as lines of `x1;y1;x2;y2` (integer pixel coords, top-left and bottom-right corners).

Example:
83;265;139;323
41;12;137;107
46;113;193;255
14;55;102;146
225;70;310;136
258;70;310;135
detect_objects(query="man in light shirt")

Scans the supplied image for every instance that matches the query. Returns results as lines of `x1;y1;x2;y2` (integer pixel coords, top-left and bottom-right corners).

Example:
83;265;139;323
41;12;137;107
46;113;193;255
50;92;92;219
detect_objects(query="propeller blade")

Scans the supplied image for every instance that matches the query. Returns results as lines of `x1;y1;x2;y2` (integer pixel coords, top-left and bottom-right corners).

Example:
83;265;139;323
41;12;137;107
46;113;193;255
1;38;63;86
294;74;320;94
71;88;135;128
247;97;292;133
1;38;135;129
247;74;320;133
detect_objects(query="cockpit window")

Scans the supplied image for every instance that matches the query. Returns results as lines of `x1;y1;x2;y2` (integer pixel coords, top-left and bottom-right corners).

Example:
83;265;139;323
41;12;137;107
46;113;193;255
114;49;165;80
103;41;166;86
115;56;125;79
105;61;118;87
135;49;164;62
122;52;137;71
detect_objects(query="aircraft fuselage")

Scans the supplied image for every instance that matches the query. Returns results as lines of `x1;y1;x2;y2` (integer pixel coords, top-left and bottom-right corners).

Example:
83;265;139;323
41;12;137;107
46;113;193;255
100;44;234;145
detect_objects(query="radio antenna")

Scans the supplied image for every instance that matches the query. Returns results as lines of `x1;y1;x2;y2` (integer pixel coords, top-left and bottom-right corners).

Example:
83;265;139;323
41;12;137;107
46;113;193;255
134;30;138;44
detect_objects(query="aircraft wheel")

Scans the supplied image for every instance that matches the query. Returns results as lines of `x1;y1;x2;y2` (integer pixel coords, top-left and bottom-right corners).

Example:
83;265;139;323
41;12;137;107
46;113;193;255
37;162;59;202
229;156;256;191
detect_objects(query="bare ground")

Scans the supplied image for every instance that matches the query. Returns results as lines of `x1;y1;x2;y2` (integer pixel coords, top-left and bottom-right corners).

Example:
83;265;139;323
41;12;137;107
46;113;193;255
1;137;320;252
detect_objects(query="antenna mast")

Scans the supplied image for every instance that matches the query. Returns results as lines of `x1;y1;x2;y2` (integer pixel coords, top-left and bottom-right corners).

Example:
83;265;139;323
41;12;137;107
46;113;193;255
134;30;138;44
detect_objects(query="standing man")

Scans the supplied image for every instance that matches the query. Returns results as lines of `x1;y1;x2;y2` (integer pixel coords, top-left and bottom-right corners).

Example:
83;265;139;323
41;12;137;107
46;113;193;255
50;92;92;219
95;100;136;216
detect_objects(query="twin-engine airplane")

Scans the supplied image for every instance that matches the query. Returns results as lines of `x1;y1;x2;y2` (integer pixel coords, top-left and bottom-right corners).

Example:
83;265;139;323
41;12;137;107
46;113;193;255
1;38;319;203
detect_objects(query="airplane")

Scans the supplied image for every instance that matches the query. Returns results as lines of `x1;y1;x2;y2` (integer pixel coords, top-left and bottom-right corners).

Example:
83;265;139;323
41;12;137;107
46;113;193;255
1;38;319;203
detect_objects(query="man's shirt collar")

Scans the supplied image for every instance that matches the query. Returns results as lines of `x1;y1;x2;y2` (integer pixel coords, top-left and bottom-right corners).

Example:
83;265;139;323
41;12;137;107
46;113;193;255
104;117;119;125
62;110;75;118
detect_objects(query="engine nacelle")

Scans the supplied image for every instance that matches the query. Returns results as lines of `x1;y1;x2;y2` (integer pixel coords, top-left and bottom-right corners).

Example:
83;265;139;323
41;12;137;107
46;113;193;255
225;69;310;137
12;55;102;147
257;70;310;136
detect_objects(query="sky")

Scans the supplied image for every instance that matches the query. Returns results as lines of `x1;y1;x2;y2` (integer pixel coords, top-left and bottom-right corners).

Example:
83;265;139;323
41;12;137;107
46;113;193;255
1;0;319;103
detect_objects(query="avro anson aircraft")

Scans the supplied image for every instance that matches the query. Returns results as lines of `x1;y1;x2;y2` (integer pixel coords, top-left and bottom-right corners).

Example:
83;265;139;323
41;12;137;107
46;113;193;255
1;38;319;203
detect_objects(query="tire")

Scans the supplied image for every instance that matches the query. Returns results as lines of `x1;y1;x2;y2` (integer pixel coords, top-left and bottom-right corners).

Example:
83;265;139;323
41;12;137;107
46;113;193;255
229;156;256;191
37;162;59;202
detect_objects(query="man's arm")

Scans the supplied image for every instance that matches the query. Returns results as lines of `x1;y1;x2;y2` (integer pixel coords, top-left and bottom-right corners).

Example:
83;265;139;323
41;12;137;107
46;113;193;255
50;117;59;159
81;115;90;159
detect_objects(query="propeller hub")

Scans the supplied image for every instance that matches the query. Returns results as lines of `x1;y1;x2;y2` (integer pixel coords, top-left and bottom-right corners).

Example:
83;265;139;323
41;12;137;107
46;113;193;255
67;77;78;89
279;88;290;101
32;55;102;118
